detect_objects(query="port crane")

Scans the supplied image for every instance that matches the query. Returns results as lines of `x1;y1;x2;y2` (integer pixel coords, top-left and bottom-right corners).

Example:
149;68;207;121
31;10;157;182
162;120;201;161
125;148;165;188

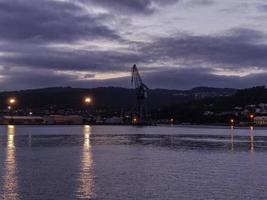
131;64;149;124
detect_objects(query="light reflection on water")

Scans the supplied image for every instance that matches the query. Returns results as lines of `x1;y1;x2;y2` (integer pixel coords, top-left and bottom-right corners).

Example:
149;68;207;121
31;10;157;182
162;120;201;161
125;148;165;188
230;125;234;151
76;125;95;199
250;126;254;153
229;126;255;152
3;125;18;200
0;125;267;199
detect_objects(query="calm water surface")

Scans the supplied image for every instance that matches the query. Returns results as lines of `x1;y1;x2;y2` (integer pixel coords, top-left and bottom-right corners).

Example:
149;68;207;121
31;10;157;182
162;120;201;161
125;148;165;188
0;125;267;200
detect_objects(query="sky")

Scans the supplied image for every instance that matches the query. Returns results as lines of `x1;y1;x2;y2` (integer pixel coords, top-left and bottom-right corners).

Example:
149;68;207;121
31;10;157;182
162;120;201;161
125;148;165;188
1;0;267;90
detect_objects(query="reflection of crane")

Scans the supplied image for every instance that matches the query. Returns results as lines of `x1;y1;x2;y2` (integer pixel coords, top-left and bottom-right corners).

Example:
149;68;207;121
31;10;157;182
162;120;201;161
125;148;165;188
131;64;149;124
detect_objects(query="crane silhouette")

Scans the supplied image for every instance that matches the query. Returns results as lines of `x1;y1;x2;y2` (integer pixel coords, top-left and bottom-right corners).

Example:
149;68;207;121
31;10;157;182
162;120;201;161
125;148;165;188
131;64;149;124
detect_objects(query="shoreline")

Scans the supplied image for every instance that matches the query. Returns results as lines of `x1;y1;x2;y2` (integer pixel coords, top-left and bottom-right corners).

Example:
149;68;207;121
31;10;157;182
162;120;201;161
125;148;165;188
1;123;267;129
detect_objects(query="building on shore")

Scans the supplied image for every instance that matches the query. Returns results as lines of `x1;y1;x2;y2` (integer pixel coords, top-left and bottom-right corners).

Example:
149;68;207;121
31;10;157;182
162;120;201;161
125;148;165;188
254;116;267;126
0;116;44;125
44;115;83;125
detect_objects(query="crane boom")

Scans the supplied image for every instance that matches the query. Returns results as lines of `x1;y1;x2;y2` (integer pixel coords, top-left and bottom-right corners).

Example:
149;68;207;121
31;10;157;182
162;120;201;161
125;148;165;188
131;64;149;99
131;64;149;124
131;64;143;88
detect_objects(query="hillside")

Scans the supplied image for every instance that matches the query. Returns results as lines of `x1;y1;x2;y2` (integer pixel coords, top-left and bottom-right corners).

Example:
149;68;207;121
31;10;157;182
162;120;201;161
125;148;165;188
159;86;267;123
0;86;236;110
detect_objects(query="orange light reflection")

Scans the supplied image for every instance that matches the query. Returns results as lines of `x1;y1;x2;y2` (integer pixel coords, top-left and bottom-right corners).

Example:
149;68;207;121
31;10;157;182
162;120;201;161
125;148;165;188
3;125;18;200
76;125;95;199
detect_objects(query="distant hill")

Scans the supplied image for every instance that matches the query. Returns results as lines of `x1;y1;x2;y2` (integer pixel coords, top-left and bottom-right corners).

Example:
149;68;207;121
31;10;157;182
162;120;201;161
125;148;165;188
159;86;267;123
0;86;237;110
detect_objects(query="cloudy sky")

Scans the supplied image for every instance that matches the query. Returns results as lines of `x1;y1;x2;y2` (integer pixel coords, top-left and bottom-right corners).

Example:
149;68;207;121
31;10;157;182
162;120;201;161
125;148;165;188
0;0;267;90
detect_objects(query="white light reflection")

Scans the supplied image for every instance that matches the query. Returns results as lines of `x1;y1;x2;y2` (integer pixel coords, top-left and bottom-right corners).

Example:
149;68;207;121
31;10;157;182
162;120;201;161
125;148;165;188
77;125;95;199
249;126;254;153
84;125;91;150
3;125;18;200
230;125;234;151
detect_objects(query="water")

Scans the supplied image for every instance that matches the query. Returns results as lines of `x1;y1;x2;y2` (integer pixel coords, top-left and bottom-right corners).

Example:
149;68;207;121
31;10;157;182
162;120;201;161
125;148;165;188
0;125;267;200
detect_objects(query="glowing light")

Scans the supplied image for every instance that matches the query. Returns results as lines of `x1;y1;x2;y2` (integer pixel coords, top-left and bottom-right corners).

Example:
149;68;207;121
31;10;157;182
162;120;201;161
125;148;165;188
84;97;92;104
133;117;138;124
8;125;15;129
8;98;16;105
230;119;234;123
250;114;255;120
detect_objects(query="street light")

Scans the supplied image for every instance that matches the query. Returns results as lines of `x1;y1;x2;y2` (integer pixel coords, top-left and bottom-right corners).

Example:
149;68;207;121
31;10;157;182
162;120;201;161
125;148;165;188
7;97;17;109
9;98;16;105
248;114;255;127
7;97;17;125
83;97;93;123
133;117;138;124
84;97;92;104
230;118;235;130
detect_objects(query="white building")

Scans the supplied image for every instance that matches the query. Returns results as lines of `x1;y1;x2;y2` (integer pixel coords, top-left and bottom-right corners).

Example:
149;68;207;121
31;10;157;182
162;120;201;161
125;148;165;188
0;116;44;124
254;116;267;126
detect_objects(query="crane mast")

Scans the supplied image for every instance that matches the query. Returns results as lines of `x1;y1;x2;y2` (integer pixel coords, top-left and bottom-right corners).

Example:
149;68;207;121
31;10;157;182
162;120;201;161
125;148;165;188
131;64;149;124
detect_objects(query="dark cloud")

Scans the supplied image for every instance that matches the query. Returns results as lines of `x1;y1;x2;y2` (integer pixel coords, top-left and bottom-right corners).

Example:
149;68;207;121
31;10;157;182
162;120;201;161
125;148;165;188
0;67;131;90
89;0;154;14
141;68;267;89
0;43;145;72
0;69;71;90
0;0;119;43
257;4;267;12
0;0;266;90
79;0;178;15
1;27;267;90
143;28;267;69
2;67;267;91
186;0;215;7
3;27;266;74
78;0;214;15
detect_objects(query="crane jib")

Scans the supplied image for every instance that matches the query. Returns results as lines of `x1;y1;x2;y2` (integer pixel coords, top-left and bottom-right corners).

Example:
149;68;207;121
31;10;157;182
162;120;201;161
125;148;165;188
131;64;149;124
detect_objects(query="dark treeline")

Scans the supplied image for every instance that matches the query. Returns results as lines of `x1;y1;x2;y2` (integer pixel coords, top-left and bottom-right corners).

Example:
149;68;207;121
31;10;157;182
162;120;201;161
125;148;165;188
158;86;267;123
0;86;266;123
0;86;235;110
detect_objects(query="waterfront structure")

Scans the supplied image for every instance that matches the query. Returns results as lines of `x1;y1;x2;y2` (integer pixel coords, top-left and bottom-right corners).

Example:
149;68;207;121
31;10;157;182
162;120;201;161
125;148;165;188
131;64;149;124
44;115;83;125
254;116;267;126
0;116;44;125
